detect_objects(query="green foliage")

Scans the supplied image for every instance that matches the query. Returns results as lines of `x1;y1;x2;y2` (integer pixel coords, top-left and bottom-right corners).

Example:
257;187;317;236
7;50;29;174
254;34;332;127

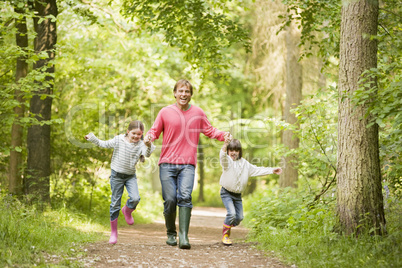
0;193;104;267
268;85;338;199
0;1;63;182
121;0;251;76
292;86;337;180
245;186;401;268
279;0;341;63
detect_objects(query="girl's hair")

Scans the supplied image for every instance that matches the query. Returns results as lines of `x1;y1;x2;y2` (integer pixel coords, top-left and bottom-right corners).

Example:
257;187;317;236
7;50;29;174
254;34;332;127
127;120;144;133
227;139;242;159
173;79;193;95
126;120;145;162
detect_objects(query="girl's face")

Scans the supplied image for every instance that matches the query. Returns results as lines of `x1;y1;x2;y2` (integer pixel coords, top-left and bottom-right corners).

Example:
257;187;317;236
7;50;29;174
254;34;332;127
228;149;240;161
127;128;143;143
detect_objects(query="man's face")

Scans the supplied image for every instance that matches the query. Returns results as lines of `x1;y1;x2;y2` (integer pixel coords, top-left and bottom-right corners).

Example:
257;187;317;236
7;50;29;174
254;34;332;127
174;85;192;108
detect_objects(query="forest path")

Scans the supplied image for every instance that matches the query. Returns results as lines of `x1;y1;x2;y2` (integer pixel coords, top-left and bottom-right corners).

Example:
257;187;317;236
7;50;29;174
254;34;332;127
80;207;288;267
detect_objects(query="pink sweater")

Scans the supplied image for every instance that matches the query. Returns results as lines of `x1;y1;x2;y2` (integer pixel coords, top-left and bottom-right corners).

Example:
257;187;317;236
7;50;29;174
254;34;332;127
147;104;226;166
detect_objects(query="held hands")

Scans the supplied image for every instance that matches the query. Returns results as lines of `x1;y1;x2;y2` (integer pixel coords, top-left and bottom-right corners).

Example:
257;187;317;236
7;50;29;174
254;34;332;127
224;132;232;145
273;168;282;175
144;134;152;147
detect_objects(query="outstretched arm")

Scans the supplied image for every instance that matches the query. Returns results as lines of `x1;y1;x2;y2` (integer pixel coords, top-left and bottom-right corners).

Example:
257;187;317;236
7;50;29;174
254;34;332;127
85;133;117;148
201;112;228;141
248;164;282;177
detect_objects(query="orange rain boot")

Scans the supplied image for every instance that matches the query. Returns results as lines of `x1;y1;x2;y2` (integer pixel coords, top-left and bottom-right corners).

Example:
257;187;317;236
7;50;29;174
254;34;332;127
222;223;232;245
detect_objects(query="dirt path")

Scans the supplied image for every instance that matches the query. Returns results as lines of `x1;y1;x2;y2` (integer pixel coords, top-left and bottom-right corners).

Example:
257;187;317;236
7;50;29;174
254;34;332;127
80;207;289;267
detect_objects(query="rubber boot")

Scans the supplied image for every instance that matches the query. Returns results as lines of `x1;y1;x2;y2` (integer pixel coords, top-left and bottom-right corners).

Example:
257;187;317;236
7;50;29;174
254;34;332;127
109;218;118;244
122;205;135;225
164;212;177;246
222;223;232;245
178;207;191;249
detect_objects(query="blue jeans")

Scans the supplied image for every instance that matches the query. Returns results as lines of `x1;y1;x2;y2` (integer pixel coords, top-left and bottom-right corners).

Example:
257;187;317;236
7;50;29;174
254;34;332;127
220;187;244;226
109;169;140;221
159;163;195;215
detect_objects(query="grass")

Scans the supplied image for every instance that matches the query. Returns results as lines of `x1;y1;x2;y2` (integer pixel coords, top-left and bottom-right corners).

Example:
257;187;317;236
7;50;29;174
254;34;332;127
0;196;104;267
0;187;163;267
243;186;402;268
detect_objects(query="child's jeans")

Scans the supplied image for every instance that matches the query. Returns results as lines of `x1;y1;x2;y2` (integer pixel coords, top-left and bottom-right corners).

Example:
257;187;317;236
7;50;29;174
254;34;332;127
109;169;140;221
220;187;244;227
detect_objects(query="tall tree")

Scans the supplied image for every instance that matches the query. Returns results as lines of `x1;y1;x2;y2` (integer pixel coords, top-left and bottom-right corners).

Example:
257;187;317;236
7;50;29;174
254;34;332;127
337;0;385;235
9;1;29;195
280;21;302;188
26;0;57;202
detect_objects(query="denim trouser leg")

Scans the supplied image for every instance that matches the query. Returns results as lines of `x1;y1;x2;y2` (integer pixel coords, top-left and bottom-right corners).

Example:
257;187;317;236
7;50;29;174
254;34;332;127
125;175;140;210
159;164;195;215
220;187;244;226
109;170;140;221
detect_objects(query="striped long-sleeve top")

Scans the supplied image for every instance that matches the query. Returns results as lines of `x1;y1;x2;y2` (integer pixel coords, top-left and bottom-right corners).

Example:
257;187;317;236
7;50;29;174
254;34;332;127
87;133;155;175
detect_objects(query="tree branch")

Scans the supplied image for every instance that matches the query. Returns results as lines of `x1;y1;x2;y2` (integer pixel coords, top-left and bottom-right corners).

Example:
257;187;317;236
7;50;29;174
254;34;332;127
379;23;392;37
80;0;138;33
307;110;337;172
380;8;402;19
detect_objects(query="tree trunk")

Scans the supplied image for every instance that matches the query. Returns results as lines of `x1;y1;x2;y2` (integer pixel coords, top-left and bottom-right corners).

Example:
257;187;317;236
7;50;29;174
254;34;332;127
337;0;385;236
197;139;205;202
280;21;302;188
26;0;57;203
9;3;29;196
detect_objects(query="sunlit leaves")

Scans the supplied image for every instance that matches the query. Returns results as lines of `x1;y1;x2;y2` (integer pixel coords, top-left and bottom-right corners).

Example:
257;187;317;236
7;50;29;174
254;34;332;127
120;0;250;76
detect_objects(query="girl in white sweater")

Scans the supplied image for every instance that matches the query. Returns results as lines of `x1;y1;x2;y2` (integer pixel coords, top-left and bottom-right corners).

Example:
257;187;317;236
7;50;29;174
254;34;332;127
219;136;282;245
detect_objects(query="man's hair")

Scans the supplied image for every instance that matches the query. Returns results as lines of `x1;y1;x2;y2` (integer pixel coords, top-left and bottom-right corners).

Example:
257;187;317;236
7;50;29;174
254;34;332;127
173;79;193;95
227;139;242;159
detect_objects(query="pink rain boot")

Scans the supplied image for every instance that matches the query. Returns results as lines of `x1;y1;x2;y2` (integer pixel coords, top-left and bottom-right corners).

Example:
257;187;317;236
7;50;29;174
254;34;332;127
109;218;118;244
122;205;135;225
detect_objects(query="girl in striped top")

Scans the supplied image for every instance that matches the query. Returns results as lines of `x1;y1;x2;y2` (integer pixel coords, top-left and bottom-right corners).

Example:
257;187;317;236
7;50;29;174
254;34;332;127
85;120;155;244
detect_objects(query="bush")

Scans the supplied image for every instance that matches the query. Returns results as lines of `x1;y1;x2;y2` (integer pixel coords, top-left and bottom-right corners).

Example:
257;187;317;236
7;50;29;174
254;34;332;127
245;186;401;268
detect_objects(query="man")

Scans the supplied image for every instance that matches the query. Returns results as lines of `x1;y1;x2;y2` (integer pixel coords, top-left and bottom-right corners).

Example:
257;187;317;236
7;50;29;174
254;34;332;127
145;79;229;249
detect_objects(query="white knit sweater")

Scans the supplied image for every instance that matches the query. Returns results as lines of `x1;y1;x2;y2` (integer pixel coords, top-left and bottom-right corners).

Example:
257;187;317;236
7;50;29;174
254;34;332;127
219;149;274;193
87;133;155;175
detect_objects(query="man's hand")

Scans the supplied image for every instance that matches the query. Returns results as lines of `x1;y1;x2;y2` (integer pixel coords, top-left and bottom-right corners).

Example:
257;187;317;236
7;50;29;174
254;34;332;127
224;132;232;145
144;134;152;147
